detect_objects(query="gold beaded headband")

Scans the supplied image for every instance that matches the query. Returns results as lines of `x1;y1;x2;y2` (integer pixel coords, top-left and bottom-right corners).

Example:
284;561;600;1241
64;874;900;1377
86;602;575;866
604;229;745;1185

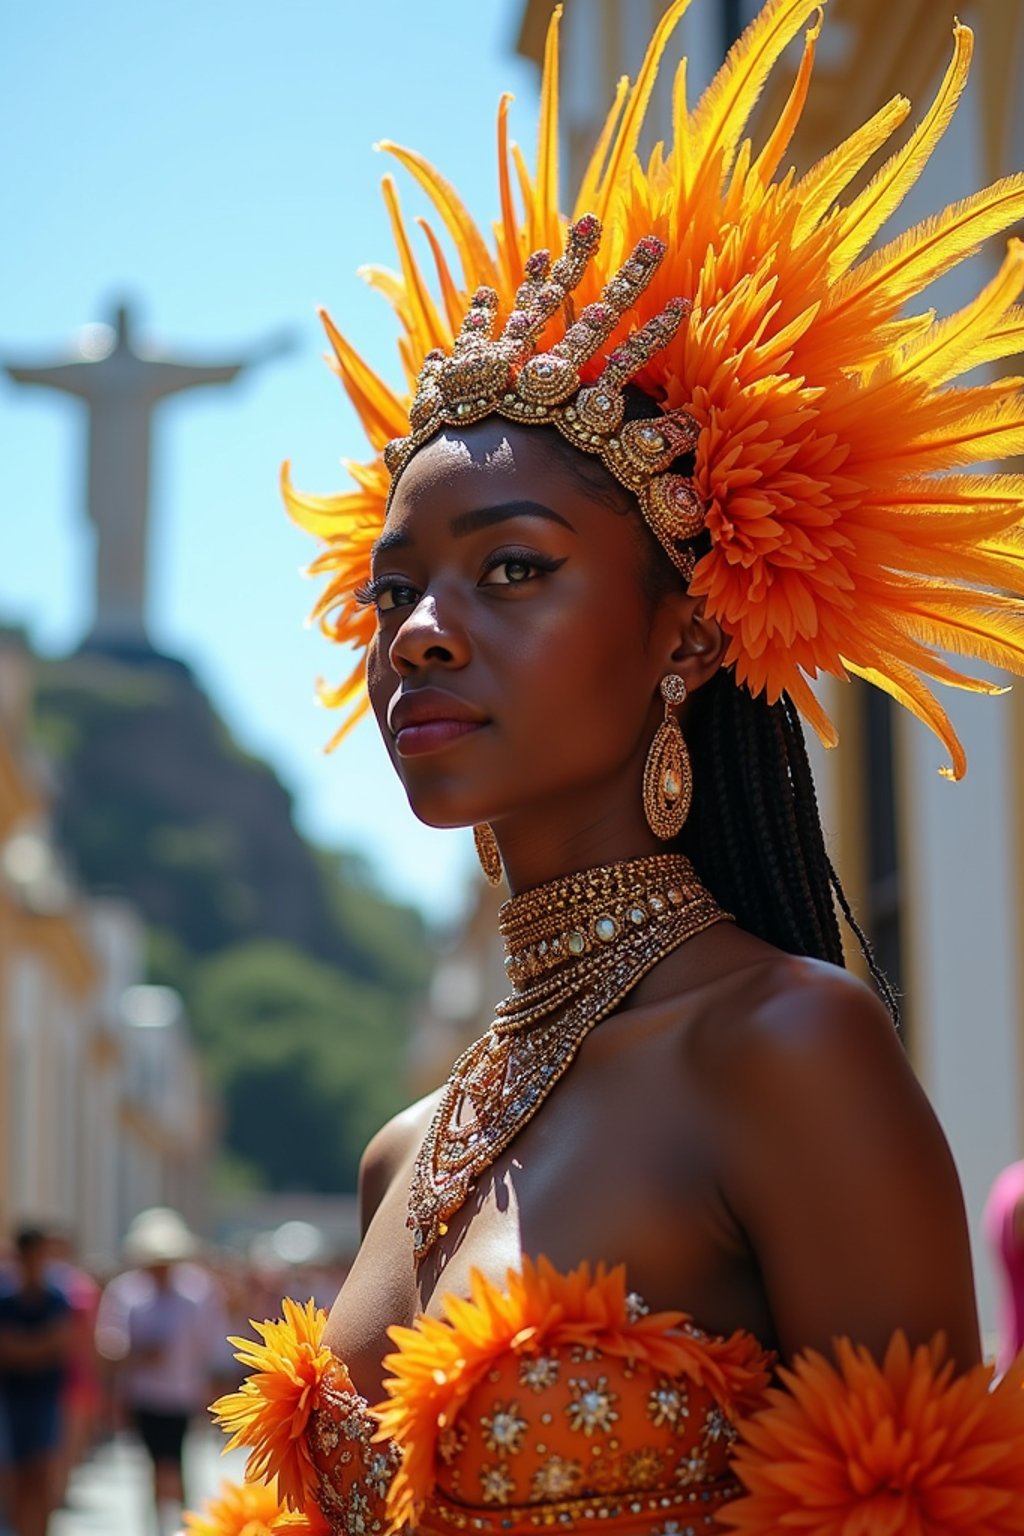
382;216;705;578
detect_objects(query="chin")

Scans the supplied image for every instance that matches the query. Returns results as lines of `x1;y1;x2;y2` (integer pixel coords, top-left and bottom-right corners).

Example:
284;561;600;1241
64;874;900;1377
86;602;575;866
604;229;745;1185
398;777;487;832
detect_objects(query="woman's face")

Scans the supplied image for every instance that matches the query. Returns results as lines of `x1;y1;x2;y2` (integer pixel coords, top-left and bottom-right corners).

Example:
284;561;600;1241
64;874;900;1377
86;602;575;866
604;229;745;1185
363;419;698;836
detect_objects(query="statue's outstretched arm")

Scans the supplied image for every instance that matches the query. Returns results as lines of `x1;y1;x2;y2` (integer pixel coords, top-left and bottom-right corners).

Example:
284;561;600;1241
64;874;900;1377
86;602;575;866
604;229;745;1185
147;330;296;396
4;362;95;397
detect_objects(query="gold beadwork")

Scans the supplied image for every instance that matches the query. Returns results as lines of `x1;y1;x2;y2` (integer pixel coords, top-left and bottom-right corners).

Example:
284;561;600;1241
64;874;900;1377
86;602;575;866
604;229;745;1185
474;823;504;886
407;853;729;1259
642;676;693;841
384;216;705;581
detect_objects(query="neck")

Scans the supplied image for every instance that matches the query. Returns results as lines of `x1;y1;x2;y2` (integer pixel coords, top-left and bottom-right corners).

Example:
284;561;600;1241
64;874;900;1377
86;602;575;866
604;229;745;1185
491;792;670;897
499;850;702;987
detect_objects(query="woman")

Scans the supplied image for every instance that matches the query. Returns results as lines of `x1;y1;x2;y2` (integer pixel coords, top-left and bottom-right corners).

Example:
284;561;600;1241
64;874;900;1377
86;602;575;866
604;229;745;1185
187;2;1024;1532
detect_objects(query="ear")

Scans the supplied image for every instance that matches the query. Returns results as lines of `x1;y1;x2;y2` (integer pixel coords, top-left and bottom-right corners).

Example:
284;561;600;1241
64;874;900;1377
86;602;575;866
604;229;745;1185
653;591;727;694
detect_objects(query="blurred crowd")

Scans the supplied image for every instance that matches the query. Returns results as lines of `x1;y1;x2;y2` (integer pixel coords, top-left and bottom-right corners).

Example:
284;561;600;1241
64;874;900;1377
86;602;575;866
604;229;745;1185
0;1209;349;1536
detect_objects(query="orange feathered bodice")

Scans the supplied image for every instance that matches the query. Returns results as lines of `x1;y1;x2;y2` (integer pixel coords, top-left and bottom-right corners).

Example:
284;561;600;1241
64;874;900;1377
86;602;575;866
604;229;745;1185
365;1257;772;1535
200;1261;1024;1536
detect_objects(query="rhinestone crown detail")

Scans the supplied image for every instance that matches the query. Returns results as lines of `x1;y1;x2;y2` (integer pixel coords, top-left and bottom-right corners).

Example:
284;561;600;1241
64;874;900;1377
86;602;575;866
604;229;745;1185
383;215;706;580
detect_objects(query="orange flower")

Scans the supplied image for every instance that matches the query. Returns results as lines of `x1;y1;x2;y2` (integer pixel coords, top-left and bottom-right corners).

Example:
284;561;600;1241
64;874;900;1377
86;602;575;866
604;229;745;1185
374;1255;771;1531
182;1477;289;1536
723;1333;1024;1534
286;0;1024;776
212;1298;337;1512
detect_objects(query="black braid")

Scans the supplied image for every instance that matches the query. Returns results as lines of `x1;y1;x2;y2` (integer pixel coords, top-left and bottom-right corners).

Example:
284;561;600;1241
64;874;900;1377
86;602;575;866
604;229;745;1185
678;671;901;1026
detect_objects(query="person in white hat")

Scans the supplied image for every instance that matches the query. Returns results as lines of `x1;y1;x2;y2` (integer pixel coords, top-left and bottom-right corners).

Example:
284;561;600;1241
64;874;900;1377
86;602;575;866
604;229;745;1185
94;1210;227;1536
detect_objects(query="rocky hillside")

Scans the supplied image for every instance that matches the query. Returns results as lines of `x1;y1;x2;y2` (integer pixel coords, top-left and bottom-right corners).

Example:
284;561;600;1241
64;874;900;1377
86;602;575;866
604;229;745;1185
31;649;430;1193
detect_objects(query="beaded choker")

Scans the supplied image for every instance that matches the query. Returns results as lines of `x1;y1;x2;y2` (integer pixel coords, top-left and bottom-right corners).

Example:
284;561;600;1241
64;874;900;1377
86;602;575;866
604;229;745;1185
407;853;729;1260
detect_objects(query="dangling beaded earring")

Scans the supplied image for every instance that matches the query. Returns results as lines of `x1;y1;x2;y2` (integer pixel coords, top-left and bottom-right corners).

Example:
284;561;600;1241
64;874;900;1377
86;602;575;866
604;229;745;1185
473;823;504;886
642;674;693;839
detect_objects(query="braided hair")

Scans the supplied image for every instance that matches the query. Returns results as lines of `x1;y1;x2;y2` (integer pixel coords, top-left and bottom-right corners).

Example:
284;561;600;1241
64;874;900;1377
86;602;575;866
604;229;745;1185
678;673;900;1024
542;399;901;1026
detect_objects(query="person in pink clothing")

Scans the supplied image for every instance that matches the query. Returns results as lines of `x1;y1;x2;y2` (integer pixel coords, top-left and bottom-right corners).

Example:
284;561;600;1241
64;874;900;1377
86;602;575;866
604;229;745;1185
984;1160;1024;1372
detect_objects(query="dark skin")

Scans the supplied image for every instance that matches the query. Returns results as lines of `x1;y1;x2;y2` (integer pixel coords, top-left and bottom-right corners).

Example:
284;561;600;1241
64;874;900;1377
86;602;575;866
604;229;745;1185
324;418;981;1399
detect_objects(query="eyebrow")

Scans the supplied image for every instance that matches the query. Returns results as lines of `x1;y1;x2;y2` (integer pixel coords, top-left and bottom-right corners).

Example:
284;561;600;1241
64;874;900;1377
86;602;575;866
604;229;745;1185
371;499;576;559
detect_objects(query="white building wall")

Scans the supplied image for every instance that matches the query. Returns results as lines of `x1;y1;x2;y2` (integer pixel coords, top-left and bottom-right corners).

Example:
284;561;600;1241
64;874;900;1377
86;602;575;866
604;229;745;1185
889;69;1022;1343
900;693;1021;1342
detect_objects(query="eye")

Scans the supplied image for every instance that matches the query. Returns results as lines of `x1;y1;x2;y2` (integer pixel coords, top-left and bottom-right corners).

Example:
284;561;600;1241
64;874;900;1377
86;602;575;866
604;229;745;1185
354;576;420;612
479;550;564;587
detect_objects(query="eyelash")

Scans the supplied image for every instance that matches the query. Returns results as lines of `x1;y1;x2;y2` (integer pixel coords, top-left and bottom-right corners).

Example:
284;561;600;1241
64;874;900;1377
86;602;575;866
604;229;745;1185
354;548;565;612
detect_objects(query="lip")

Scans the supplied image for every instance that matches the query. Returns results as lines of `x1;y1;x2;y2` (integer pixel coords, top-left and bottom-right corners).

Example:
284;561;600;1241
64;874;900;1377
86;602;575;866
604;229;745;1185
389;688;490;758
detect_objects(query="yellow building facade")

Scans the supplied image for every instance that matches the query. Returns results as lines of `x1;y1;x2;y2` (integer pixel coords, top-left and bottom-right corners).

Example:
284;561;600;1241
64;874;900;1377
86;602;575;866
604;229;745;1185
0;631;211;1266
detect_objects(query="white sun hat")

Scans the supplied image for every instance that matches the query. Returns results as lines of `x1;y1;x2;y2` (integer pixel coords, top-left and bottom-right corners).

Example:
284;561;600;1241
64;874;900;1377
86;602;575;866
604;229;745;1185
122;1207;199;1266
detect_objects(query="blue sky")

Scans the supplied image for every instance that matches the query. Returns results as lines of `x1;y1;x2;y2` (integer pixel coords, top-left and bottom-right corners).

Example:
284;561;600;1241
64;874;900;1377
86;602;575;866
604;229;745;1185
1;1;540;924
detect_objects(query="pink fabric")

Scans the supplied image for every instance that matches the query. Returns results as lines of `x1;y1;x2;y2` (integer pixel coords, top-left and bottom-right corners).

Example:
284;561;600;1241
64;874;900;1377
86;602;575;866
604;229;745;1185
984;1161;1024;1372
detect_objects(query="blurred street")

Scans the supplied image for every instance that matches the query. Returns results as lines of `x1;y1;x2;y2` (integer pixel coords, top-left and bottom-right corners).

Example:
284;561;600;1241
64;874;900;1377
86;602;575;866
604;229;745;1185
48;1432;245;1536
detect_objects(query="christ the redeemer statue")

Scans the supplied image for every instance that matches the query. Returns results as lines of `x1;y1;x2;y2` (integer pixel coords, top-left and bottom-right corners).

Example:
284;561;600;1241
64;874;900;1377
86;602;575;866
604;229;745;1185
4;302;290;652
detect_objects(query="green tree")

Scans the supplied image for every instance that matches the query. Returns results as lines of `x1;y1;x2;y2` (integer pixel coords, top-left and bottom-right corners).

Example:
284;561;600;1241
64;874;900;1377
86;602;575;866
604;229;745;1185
192;941;409;1192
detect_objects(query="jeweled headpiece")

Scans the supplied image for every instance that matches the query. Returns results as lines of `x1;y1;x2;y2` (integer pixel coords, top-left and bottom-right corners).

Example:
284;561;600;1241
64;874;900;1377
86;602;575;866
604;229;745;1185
383;217;705;575
284;0;1024;778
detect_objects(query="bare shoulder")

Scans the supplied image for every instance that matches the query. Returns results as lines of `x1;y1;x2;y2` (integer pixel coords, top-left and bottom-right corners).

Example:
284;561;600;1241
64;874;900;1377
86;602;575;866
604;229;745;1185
690;946;903;1098
358;1088;441;1234
693;949;921;1178
689;947;979;1365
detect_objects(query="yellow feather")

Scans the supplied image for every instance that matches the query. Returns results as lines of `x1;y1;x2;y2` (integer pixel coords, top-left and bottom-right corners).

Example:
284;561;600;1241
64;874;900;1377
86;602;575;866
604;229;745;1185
867;310;936;356
281;462;353;538
687;0;827;191
672;55;694;194
828;173;1024;322
793;96;910;238
380;178;447;355
414;220;464;337
535;5;562;253
873;636;1007;699
573;76;629;220
902;396;1024;467
496;95;522;292
883;537;1024;596
319;689;371;751
511;143;537;243
844;655;966;779
593;0;694;218
377;141;498;291
989;304;1024;348
879;240;1024;388
357;264;405;313
749;7;822;190
317;310;407;448
875;474;1024;535
783;673;840;748
829;23;974;274
897;591;1024;679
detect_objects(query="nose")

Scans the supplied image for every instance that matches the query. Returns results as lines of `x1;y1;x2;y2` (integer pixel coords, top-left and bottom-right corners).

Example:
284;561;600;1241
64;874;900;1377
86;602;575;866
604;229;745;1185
387;591;471;676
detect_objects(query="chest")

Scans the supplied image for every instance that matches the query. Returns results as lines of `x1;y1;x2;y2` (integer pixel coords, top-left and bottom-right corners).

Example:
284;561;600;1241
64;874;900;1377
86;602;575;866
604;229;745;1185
129;1290;192;1346
329;1015;764;1399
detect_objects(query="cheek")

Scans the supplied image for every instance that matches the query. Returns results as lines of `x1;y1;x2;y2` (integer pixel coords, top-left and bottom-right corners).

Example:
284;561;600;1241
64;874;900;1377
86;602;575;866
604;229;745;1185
494;575;653;747
366;632;395;737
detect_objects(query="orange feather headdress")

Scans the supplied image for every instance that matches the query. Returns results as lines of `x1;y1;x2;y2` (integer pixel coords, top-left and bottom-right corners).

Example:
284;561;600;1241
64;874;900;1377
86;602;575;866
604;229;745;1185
284;0;1024;777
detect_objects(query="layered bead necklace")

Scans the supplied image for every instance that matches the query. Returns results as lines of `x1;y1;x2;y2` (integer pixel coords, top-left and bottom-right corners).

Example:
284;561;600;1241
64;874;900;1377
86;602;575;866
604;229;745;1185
407;852;730;1260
